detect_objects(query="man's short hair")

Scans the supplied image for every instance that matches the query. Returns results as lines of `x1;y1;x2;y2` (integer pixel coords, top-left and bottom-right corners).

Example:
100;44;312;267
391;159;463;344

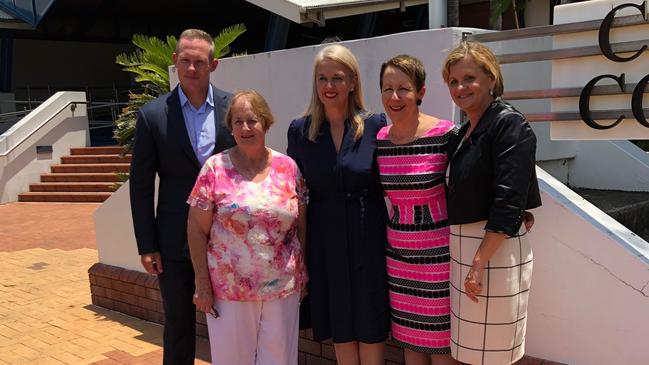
176;29;215;60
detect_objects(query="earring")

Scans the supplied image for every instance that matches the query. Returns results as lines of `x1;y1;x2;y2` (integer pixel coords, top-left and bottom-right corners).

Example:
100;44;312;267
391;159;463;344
489;88;494;97
416;99;422;106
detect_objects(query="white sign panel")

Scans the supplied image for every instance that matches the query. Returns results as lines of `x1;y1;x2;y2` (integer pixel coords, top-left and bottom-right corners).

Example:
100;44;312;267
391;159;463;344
551;0;649;140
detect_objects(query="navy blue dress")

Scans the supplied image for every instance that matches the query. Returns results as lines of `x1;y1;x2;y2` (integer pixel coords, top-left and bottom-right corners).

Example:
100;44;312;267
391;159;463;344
287;113;390;343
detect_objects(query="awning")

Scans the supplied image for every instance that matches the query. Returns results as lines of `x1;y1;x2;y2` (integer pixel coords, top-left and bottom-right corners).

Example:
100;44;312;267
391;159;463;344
0;9;33;30
0;0;57;27
245;0;428;25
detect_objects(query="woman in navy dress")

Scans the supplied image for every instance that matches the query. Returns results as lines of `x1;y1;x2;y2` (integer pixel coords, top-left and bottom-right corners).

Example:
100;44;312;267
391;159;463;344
287;44;390;365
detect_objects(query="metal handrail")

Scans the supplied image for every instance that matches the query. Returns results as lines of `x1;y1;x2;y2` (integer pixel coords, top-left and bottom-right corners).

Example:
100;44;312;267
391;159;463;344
0;100;127;122
0;101;87;157
468;14;645;43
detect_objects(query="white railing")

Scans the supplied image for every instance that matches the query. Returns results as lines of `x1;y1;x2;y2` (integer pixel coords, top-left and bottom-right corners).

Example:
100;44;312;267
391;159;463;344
0;91;89;203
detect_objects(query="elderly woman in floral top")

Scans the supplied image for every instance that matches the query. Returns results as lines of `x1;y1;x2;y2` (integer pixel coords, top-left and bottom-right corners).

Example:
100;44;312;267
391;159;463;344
187;89;308;365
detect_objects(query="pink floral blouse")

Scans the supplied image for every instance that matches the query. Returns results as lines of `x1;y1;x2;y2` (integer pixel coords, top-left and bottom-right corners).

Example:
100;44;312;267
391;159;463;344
187;149;308;301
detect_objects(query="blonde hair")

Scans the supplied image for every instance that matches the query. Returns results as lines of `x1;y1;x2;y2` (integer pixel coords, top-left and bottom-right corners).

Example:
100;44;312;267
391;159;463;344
176;29;215;60
225;90;275;132
441;41;504;98
304;44;366;142
380;54;426;92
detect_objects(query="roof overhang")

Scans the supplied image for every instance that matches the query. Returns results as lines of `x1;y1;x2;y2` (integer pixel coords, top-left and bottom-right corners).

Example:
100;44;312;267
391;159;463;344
245;0;428;26
0;9;33;30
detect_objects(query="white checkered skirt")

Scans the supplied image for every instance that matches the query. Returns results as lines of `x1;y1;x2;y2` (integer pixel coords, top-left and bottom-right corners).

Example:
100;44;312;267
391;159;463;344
449;221;533;365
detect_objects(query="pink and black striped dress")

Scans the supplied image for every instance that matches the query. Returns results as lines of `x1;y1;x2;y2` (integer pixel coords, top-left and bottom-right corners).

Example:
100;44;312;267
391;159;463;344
376;120;455;354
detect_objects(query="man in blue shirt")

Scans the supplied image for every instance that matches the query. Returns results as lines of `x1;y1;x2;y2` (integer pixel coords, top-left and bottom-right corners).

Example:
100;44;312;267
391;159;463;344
129;29;235;365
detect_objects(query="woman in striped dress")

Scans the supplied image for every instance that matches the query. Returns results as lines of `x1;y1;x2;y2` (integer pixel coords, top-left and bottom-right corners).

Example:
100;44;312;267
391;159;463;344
376;55;459;365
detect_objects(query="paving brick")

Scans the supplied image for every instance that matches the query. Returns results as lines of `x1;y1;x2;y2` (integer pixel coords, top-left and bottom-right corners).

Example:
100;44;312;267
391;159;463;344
134;273;148;287
25;356;66;365
299;338;322;356
120;292;137;305
11;342;42;360
305;353;336;365
321;343;336;360
144;288;162;301
95;296;116;309
0;203;98;252
91;358;123;365
1;352;31;364
104;349;141;364
96;276;114;289
385;343;404;362
91;284;107;297
50;350;84;364
144;276;159;289
130;284;146;297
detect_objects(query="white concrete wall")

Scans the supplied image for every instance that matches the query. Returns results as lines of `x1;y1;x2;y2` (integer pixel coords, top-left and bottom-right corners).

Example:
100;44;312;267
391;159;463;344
94;181;146;272
0;91;89;203
571;140;649;191
527;168;649;365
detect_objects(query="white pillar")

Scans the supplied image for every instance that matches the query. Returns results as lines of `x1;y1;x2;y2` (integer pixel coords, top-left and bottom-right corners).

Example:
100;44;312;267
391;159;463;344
428;0;447;28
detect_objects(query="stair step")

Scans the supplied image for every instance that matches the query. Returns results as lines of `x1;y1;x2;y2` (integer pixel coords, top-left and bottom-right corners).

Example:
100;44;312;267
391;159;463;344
61;154;131;164
18;192;111;202
41;173;123;182
29;182;117;192
51;163;130;173
70;146;125;155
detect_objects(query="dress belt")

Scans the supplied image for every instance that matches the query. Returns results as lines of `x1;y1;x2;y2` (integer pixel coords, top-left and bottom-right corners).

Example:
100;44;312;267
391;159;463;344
310;188;381;202
311;188;382;271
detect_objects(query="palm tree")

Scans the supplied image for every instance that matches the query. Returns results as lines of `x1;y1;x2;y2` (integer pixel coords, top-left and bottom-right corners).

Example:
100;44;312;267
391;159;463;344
113;24;246;151
490;0;503;30
491;0;530;29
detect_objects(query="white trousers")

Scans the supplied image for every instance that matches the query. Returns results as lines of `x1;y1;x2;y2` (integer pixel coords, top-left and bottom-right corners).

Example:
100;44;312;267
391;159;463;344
207;292;300;365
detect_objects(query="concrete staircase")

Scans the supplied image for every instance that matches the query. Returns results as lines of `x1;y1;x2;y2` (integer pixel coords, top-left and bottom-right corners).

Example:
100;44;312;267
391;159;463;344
18;146;130;203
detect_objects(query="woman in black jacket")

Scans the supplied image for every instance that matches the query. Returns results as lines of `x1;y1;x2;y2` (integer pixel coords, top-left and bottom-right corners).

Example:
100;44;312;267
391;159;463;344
442;41;541;365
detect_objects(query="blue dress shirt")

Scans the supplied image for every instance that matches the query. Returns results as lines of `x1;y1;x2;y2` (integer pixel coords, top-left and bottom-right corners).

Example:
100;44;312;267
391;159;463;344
178;85;218;167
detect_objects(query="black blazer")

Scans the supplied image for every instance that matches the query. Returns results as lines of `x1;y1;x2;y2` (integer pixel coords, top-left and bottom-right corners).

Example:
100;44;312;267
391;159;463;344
129;85;235;260
447;100;541;237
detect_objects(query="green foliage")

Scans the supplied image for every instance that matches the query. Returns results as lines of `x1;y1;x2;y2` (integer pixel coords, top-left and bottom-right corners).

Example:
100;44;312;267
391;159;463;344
113;92;156;151
490;0;531;29
113;25;247;153
214;24;247;59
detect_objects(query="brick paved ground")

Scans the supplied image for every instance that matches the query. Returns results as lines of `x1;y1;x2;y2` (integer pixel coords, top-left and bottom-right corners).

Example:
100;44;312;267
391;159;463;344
0;203;98;252
0;202;210;364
